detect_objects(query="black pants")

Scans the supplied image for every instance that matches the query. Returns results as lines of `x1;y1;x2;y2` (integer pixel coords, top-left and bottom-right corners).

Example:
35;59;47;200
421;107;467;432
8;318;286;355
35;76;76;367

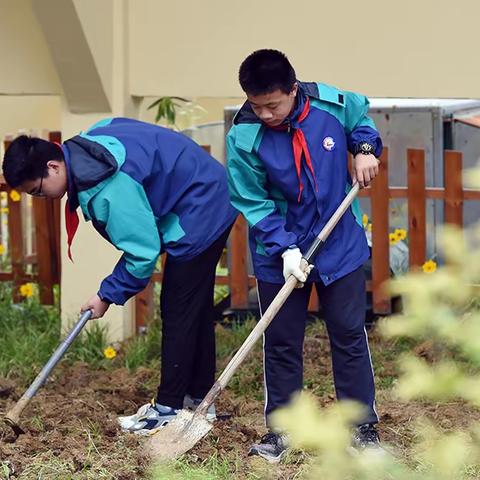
156;225;232;409
258;266;378;426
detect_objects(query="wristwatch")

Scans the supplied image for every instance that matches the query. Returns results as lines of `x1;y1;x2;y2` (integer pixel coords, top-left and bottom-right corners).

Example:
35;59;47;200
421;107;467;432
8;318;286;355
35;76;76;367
353;142;375;156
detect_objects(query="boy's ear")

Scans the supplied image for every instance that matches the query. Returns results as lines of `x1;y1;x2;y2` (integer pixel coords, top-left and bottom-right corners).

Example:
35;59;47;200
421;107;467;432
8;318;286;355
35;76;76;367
46;160;61;173
290;83;298;97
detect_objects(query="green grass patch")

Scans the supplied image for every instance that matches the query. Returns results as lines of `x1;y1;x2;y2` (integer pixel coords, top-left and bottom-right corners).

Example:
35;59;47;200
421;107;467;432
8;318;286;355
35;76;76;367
152;453;245;480
123;319;162;371
0;297;61;381
0;296;120;382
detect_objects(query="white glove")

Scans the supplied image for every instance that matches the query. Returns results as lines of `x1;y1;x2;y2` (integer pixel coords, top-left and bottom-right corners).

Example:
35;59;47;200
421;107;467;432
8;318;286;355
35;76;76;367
281;247;311;283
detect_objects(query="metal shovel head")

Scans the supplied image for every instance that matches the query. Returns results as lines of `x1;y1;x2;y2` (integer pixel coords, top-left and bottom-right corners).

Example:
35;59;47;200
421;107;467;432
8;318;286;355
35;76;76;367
145;409;213;462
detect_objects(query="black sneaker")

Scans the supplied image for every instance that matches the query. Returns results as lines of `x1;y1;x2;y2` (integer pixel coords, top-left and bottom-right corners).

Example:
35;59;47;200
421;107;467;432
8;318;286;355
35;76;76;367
248;432;288;463
352;423;385;453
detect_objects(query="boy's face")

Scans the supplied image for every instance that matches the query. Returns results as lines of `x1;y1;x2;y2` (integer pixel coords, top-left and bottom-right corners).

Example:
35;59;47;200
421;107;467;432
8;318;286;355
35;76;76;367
19;160;68;199
246;83;298;127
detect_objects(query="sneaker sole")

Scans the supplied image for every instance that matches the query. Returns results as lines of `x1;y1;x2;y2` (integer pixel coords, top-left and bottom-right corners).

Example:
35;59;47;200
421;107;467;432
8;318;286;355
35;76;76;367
248;449;286;464
127;420;172;436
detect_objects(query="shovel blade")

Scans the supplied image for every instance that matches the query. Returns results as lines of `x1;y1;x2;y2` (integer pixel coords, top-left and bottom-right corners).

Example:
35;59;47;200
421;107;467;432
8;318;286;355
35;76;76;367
145;409;213;462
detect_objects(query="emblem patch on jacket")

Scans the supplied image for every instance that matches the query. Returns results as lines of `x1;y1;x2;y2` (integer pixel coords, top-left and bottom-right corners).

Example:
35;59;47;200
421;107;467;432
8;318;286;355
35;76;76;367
323;136;335;151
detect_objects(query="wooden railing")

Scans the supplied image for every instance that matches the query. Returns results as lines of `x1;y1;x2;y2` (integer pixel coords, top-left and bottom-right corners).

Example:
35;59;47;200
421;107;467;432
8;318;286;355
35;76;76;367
361;147;480;313
135;147;480;328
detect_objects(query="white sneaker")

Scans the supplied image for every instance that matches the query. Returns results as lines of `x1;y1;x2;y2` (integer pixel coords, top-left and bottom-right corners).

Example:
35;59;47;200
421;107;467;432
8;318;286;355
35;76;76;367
183;394;216;422
117;399;178;435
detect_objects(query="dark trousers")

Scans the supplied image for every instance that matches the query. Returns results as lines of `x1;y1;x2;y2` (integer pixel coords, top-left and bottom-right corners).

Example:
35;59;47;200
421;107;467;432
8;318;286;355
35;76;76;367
156;225;232;409
257;266;378;426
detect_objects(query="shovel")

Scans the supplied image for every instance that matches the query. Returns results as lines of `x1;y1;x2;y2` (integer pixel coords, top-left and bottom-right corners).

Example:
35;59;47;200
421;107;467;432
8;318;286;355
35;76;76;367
4;309;92;436
146;183;360;461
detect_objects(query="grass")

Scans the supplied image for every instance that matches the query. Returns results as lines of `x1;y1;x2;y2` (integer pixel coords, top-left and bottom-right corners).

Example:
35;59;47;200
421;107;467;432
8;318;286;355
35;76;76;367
0;293;61;381
152;454;243;480
122;320;162;371
0;292;118;383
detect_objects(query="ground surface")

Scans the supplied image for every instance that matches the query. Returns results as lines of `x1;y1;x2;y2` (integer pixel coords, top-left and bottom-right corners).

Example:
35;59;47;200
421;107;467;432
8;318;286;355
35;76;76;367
1;323;479;479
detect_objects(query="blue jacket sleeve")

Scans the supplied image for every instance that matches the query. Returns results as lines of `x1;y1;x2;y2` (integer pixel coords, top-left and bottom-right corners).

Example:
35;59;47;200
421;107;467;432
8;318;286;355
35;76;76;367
89;172;160;305
344;92;383;158
226;132;297;257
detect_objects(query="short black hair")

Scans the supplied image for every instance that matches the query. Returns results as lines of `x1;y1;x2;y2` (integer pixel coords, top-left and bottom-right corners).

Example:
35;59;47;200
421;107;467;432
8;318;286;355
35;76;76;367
2;136;63;188
239;49;296;96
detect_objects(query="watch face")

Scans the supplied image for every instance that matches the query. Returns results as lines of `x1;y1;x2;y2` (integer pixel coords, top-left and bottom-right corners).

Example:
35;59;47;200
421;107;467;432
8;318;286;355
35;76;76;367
361;142;374;153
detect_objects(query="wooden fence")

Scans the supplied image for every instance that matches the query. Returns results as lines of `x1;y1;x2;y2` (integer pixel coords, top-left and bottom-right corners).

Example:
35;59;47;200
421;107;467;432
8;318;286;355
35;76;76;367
2;133;477;325
135;147;480;328
1;132;61;304
362;147;480;313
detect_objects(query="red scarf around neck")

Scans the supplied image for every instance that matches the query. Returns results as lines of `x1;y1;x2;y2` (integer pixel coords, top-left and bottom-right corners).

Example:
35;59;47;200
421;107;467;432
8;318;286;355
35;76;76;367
269;97;317;202
53;141;79;262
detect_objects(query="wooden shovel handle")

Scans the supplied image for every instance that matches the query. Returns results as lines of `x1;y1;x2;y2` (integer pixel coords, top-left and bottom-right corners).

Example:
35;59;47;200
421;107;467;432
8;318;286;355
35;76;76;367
195;184;360;416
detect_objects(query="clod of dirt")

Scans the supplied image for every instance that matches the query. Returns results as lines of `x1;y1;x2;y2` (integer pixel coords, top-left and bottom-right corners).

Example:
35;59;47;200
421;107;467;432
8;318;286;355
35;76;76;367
0;422;19;443
414;339;435;358
0;379;15;399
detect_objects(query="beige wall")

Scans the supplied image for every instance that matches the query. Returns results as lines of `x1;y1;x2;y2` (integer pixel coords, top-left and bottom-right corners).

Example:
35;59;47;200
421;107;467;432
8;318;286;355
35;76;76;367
0;0;61;94
0;96;61;143
130;0;480;99
73;0;115;108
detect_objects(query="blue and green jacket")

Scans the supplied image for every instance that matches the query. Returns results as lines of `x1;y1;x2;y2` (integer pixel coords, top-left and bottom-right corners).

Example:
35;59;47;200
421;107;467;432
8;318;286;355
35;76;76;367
63;117;237;305
226;82;383;284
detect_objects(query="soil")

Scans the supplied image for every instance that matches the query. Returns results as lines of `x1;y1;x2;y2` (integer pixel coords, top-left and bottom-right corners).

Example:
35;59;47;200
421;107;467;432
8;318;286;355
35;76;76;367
1;328;479;479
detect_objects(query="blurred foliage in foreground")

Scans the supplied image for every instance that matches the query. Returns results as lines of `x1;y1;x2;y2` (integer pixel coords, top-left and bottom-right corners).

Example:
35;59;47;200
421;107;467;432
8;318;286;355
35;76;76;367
271;167;480;479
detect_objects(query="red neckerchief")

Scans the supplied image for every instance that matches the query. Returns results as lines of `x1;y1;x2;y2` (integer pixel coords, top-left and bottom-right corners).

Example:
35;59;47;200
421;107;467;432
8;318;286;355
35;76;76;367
54;141;79;262
269;97;317;202
65;200;79;262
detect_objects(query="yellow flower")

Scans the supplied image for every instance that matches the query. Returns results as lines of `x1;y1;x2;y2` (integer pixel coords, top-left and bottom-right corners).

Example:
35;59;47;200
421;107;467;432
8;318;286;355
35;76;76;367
19;283;34;297
389;233;398;245
362;213;369;227
1;207;9;214
394;228;407;241
0;191;7;200
0;244;5;255
422;259;437;274
103;346;117;360
9;190;21;202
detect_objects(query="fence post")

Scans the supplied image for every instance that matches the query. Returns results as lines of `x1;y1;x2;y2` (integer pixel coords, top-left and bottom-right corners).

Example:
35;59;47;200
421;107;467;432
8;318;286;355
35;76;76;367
444;150;463;227
4;138;25;302
32;197;55;304
407;149;426;268
135;280;154;332
229;215;249;309
371;147;391;314
32;131;62;304
48;131;62;285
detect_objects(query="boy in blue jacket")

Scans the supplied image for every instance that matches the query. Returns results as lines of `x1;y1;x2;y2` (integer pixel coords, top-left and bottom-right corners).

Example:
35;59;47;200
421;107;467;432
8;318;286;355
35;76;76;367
227;49;383;462
3;118;237;434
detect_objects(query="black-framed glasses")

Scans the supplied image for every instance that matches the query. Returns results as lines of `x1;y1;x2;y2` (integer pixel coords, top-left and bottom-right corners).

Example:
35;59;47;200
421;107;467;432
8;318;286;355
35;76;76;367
31;175;45;197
